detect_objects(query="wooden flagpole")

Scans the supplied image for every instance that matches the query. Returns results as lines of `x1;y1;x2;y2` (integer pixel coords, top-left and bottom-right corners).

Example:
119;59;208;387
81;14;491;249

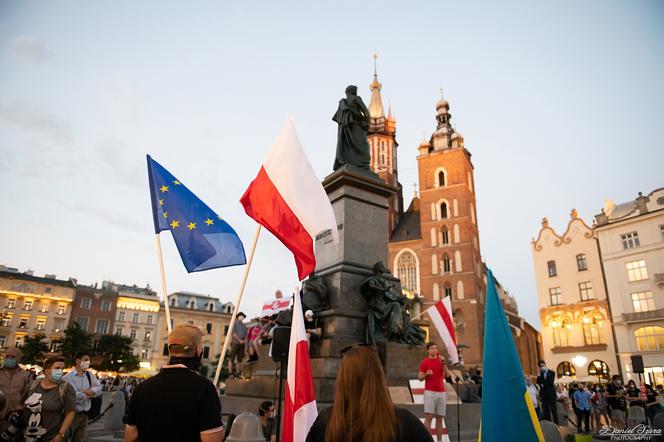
155;234;173;333
213;224;262;387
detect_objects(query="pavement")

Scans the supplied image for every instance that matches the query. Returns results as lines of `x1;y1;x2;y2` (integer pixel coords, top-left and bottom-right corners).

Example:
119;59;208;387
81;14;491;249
84;392;125;442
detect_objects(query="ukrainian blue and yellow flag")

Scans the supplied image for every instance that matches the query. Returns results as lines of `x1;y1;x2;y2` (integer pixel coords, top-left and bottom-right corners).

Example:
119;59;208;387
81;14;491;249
478;269;543;442
147;155;246;272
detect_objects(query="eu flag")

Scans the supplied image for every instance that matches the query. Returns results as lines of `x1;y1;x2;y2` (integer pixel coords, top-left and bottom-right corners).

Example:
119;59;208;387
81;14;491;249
479;269;543;442
147;155;246;272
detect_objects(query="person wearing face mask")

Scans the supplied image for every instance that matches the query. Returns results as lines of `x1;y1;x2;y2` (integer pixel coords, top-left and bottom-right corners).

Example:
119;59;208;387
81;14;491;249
125;325;223;442
605;375;626;428
258;400;276;442
0;347;31;434
536;360;559;425
21;355;76;442
62;352;101;442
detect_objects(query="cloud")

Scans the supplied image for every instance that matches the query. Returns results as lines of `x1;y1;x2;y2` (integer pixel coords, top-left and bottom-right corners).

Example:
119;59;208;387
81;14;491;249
10;36;50;63
95;136;144;189
0;98;73;145
54;198;146;234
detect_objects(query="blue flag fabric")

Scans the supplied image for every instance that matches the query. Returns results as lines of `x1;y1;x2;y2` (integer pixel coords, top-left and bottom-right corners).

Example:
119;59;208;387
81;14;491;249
146;155;246;273
479;269;543;442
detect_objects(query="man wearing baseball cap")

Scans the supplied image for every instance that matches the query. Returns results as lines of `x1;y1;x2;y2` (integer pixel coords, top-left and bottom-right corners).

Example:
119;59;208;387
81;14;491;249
125;325;223;442
0;347;30;434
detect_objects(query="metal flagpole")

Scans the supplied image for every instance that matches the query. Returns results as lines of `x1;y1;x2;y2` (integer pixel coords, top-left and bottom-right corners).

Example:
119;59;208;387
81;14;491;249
213;225;262;387
155;234;173;333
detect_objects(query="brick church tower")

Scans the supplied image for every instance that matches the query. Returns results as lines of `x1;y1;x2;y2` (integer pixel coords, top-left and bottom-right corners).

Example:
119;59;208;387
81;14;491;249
366;56;402;234
388;93;486;366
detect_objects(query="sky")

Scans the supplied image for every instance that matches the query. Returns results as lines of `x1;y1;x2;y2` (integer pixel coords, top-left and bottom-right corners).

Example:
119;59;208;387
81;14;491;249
1;1;662;327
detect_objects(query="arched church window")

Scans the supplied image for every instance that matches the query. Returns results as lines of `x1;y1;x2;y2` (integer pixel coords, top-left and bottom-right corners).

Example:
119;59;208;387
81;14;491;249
440;202;448;219
441;227;449;245
556;361;576;377
438;171;446;187
442;253;451;273
444;283;452;298
396;251;418;293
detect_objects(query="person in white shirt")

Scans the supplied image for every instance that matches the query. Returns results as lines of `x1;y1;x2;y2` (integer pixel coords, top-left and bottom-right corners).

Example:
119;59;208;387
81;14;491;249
525;375;540;417
63;352;101;442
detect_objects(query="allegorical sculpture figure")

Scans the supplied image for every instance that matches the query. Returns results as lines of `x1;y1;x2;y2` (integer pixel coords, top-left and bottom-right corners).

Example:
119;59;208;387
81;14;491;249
332;85;371;171
361;262;426;346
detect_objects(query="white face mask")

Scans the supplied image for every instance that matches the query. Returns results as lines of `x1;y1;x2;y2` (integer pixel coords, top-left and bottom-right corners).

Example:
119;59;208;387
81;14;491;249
80;361;90;370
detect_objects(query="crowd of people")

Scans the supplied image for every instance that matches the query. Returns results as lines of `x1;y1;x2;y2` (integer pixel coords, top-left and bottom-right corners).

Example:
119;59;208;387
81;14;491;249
533;359;664;434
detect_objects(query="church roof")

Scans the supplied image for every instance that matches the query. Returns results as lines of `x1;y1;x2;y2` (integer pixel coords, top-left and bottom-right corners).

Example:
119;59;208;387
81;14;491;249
390;200;421;242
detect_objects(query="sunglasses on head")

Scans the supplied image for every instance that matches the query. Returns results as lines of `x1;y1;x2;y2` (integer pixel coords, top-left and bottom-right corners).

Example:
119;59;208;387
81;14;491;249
339;343;376;357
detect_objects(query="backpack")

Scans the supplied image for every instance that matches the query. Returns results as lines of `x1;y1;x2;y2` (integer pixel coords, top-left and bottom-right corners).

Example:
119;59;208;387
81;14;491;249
26;379;68;405
85;371;102;420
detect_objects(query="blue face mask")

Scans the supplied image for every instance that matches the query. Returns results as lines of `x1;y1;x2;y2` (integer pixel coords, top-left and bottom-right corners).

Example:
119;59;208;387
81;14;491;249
3;358;16;369
50;369;64;382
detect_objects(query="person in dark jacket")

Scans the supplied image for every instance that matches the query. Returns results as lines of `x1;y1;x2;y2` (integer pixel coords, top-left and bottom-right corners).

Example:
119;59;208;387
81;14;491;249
536;360;559;425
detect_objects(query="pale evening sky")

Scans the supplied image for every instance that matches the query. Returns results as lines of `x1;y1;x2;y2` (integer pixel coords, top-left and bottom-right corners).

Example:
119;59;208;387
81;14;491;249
0;1;662;327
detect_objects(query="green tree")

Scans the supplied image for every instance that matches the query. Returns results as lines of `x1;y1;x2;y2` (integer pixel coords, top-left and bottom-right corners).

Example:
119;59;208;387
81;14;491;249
21;334;49;365
97;335;140;372
60;323;92;365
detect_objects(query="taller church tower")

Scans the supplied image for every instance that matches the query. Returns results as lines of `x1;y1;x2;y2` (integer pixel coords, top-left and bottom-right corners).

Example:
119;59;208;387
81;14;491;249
366;55;402;234
389;93;486;366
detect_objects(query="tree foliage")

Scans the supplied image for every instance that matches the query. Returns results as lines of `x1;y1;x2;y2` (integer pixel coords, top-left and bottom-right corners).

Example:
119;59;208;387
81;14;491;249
97;334;140;372
21;334;49;365
59;323;92;365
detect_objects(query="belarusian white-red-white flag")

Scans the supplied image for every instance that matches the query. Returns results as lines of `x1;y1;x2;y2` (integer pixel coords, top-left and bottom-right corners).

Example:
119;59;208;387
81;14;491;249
282;290;317;442
240;117;338;280
426;297;459;364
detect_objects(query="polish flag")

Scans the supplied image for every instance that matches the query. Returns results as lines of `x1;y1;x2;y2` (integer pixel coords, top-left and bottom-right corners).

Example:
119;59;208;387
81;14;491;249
426;297;459;364
240;117;338;280
282;291;317;442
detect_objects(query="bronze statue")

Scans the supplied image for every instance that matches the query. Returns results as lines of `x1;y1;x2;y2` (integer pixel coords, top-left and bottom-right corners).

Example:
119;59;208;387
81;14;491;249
361;262;426;345
332;85;371;171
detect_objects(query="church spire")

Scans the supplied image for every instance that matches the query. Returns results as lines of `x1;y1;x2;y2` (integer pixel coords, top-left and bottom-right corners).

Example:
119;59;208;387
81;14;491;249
369;53;385;119
432;87;454;150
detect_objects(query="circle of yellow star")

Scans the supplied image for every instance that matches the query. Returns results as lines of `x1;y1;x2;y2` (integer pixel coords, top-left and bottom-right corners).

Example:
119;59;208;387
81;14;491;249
160;185;169;193
173;180;181;185
187;222;197;231
205;218;214;226
159;199;164;206
163;212;168;218
170;220;180;229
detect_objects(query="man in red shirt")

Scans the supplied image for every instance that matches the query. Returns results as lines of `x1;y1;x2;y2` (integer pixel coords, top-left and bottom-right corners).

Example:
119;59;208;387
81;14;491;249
419;342;447;442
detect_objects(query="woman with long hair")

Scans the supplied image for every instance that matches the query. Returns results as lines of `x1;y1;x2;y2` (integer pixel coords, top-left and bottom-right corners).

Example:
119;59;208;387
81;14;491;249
305;345;433;442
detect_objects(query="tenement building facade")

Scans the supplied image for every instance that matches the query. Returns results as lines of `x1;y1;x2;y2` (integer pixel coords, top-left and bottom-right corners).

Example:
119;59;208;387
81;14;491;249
531;210;619;381
594;188;664;386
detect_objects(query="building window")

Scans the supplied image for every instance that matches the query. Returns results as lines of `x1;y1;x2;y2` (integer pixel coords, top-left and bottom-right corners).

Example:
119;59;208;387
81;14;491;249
53;319;63;332
438;171;446;187
116;328;123;336
632;291;655;313
129;329;137;340
23;300;33;311
0;336;6;347
441;227;449;245
635;326;664;351
588;360;610;380
36;319;46;330
56;304;66;315
169;297;176;307
144;331;152;342
15;335;25;347
44;287;52;294
444;284;452;298
100;300;112;312
583;316;604;345
621;232;640;249
80;298;92;310
202;346;210;359
147;315;153;325
547;260;557;277
40;303;49;313
76;317;88;330
119;311;126;321
442;254;451;273
553;320;571;347
206;322;212;334
6;299;15;309
576;254;588;271
141;349;149;361
132;313;139;323
224;325;229;335
660;225;664;241
626;260;648;282
188;300;196;309
440;202;448;219
208;303;215;312
579;281;594;301
162;343;169;356
0;316;12;327
96;319;109;335
549;287;562;306
18;317;29;329
396;251;418;293
556;361;576;377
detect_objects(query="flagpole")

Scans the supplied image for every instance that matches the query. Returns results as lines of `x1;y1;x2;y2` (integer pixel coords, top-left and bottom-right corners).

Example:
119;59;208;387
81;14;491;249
213;224;262;387
155;234;173;333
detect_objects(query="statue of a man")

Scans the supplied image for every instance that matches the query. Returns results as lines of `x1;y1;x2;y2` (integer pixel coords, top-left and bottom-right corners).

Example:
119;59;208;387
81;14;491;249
332;85;371;171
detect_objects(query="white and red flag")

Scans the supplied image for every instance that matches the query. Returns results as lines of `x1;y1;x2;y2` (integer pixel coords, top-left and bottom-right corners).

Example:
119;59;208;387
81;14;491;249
240;117;338;280
282;291;317;442
260;297;292;317
425;297;459;364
